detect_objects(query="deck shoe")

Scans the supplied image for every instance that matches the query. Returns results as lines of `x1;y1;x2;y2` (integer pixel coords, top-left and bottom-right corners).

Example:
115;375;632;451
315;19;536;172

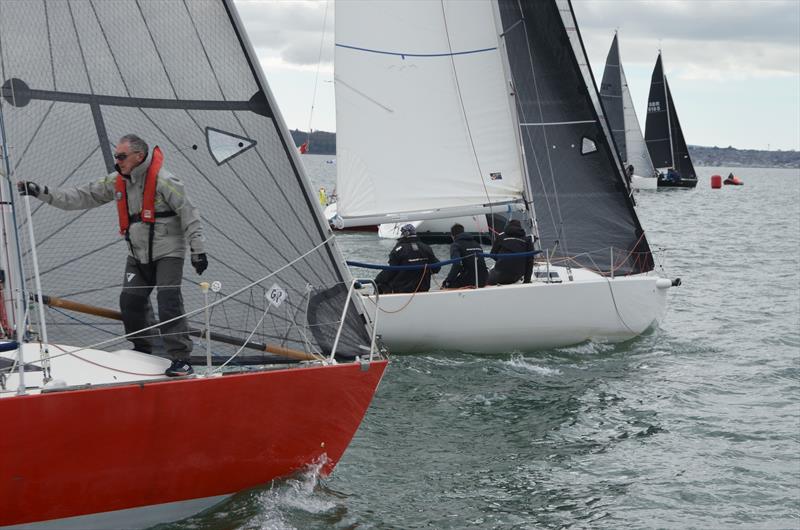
165;358;193;377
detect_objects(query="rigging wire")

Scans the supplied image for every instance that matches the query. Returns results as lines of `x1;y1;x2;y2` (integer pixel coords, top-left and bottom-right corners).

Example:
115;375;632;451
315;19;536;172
303;0;332;154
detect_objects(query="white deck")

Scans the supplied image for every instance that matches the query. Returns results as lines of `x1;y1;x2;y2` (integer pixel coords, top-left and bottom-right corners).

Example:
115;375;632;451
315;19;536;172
0;344;172;398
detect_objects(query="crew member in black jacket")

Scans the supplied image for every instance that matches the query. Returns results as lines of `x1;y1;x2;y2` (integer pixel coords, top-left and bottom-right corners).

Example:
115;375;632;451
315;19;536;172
442;223;487;289
487;219;534;285
375;224;441;294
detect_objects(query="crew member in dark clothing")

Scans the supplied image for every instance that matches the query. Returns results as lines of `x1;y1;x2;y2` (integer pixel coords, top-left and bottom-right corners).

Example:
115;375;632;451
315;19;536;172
487;220;534;285
374;224;441;294
442;223;487;289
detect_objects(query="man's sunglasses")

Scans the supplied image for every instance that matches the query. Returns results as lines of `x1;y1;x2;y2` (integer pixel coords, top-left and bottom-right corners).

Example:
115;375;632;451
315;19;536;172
114;152;138;161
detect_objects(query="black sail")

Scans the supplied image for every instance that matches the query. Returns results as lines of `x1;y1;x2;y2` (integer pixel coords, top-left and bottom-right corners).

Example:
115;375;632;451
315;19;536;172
644;53;673;169
599;34;626;162
665;78;697;179
0;0;370;357
498;0;653;275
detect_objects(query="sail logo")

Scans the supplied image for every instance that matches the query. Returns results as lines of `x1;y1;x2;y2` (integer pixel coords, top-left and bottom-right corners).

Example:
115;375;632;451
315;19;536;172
126;273;135;283
648;101;661;113
489;172;503;181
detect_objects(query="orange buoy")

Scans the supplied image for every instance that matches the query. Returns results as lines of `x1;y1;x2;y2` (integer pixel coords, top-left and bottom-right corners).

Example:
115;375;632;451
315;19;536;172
711;174;722;189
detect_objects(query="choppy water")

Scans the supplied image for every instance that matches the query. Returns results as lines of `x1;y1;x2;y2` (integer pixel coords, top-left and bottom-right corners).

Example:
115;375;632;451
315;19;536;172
164;159;799;529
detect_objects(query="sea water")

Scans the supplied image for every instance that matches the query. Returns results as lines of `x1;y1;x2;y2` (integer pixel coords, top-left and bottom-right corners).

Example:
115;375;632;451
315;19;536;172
160;159;799;529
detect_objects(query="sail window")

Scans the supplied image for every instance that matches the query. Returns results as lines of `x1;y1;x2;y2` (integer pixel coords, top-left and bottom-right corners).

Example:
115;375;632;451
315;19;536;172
206;127;257;165
581;137;597;155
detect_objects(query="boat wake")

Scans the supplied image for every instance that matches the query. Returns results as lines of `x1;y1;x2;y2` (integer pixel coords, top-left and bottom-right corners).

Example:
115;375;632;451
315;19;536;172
504;354;563;376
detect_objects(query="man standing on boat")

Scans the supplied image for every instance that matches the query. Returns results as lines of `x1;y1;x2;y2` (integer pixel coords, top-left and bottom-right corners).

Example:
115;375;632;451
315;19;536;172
442;223;487;289
17;134;206;377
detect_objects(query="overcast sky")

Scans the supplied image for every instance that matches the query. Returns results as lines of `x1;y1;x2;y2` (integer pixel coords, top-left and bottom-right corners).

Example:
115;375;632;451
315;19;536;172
236;0;800;151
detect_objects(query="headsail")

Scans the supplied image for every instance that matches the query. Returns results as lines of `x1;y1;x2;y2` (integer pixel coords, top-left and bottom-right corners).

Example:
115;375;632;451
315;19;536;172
334;0;525;225
498;0;653;275
0;0;370;358
665;78;696;179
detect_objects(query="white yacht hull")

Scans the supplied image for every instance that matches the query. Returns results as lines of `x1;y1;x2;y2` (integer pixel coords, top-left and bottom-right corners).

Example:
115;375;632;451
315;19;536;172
363;266;671;353
631;174;658;190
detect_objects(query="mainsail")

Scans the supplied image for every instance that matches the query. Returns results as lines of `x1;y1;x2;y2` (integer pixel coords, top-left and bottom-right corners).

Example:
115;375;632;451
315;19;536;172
0;0;370;358
498;0;653;274
599;34;627;162
600;33;657;178
335;0;525;224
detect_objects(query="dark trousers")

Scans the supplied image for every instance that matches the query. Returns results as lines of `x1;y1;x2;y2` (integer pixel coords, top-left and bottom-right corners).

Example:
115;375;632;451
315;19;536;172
120;256;192;360
487;268;522;286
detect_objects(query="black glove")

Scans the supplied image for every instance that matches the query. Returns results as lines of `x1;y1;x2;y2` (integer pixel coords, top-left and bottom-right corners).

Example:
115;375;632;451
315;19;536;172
191;253;208;275
442;280;451;289
17;181;46;197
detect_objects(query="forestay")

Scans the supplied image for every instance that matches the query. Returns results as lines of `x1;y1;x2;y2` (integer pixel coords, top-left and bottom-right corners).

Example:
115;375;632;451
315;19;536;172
497;0;653;275
335;0;524;221
0;0;370;359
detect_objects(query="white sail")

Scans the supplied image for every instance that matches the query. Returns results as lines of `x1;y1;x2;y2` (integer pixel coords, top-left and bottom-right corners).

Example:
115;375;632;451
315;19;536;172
335;0;524;222
620;52;657;177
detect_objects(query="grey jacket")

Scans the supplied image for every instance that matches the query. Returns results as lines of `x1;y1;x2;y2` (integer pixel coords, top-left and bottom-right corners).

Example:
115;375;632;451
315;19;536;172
38;150;205;263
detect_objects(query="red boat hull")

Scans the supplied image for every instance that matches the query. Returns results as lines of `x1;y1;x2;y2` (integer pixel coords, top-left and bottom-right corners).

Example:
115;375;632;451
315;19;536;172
0;360;387;527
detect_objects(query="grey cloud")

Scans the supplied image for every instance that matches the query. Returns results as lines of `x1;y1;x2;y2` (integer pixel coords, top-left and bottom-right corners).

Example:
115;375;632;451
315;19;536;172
235;0;334;65
573;0;800;76
573;0;799;45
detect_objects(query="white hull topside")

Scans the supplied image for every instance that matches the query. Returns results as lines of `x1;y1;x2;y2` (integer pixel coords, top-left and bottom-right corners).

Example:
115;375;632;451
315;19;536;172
363;266;671;353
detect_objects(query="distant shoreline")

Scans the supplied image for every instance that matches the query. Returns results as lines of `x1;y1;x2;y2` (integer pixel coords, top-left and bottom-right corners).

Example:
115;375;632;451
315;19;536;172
291;129;799;169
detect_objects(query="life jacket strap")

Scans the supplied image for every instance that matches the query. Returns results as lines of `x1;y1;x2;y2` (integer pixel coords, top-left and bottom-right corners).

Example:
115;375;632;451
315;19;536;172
129;211;176;223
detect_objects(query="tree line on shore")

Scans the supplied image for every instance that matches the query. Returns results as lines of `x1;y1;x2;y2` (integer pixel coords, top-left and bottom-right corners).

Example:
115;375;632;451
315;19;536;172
291;129;799;169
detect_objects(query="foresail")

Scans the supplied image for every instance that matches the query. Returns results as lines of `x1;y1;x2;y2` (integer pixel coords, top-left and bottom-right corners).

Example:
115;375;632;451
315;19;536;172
499;0;652;275
619;43;656;177
665;79;696;179
644;54;673;170
0;0;370;358
335;0;524;220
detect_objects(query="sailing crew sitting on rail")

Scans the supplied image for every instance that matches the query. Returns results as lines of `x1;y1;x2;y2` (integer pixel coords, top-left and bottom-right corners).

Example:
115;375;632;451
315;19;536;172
666;168;680;181
487;220;534;286
374;224;441;294
17;134;206;378
442;223;488;289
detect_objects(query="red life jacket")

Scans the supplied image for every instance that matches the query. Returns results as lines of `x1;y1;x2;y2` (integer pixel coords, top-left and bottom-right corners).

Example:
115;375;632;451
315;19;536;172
115;146;163;235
